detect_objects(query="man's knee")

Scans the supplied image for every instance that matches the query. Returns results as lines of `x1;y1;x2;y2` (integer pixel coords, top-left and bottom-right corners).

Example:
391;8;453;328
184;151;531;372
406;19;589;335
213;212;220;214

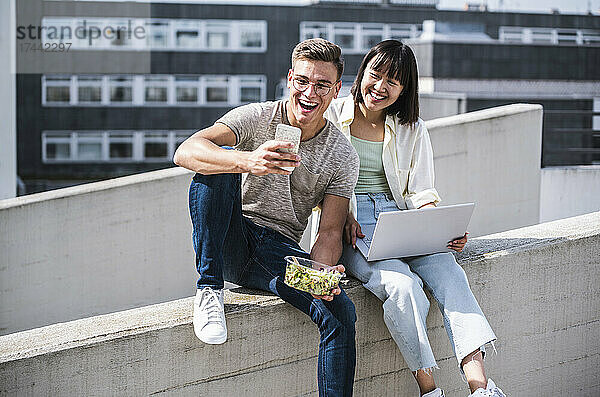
190;173;240;200
192;172;239;187
328;292;357;329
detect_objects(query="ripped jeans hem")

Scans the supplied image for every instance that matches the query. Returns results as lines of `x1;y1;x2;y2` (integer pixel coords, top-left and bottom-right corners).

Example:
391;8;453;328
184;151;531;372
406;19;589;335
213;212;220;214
413;364;440;376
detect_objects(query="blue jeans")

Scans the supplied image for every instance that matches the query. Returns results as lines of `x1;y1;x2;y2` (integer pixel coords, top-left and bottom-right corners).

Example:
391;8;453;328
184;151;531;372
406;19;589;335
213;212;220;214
342;193;496;372
189;172;356;396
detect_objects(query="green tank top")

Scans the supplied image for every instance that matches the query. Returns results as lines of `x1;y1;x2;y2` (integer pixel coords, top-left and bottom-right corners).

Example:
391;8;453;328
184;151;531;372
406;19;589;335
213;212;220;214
350;135;392;195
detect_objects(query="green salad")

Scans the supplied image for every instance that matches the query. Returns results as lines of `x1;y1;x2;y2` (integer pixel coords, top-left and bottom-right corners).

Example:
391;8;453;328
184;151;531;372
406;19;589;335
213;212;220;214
284;259;342;295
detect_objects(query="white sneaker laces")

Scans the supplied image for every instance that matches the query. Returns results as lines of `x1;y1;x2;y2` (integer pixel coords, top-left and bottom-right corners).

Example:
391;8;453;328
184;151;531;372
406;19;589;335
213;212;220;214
199;288;224;324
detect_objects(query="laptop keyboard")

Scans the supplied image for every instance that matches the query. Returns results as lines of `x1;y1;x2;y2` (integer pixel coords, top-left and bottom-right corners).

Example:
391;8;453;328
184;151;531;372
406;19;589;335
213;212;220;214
360;225;375;249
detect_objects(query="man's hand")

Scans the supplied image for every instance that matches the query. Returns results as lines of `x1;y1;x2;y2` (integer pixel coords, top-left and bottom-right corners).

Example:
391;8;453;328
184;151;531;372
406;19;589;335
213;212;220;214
244;140;301;175
447;232;468;252
310;194;349;301
344;213;365;249
310;264;345;301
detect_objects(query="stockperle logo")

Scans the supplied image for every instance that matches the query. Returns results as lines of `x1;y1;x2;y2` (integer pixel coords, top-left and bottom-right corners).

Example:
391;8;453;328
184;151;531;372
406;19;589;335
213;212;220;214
17;19;146;46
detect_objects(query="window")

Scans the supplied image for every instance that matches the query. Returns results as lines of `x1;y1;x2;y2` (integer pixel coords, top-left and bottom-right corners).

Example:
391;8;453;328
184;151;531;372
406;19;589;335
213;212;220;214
300;23;328;40
144;132;170;160
44;132;71;160
76;133;103;160
42;74;266;106
239;23;263;48
42;130;195;163
239;76;265;102
174;20;200;48
43;76;71;104
110;76;133;103
361;26;384;50
42;17;267;52
388;24;420;41
175;76;199;103
108;20;134;47
42;18;75;45
109;132;134;160
77;76;103;103
146;21;169;48
144;76;169;103
206;22;230;49
175;76;200;103
332;23;356;51
205;76;229;103
300;22;421;53
499;26;600;45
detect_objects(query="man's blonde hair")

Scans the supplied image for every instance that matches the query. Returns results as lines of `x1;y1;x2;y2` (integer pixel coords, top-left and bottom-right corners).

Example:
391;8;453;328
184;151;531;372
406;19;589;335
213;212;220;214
291;38;344;81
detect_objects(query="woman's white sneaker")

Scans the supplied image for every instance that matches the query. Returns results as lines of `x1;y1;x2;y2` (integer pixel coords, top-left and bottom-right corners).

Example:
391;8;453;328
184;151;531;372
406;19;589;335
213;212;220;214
193;287;227;344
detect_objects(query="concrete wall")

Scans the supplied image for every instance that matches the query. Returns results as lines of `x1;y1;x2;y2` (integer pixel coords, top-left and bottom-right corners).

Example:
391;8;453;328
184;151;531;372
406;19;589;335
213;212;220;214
540;165;600;223
0;167;198;336
427;104;543;237
419;92;467;121
0;0;16;200
1;212;598;397
0;104;543;335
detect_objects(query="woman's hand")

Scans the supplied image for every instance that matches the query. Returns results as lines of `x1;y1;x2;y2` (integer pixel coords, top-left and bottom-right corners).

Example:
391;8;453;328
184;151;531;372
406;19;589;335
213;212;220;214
344;213;365;249
447;232;468;252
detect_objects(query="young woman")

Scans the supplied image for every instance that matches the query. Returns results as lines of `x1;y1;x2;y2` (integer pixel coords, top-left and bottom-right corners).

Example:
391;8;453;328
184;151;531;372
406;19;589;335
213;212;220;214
324;40;506;397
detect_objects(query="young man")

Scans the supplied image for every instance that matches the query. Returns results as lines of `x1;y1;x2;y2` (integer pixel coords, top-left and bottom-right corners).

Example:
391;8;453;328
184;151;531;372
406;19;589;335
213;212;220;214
173;39;360;396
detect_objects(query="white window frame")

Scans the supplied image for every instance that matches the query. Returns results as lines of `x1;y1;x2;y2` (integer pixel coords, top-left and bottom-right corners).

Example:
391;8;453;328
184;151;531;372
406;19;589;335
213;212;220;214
173;20;201;49
146;20;170;48
74;132;105;161
42;74;266;107
300;21;421;54
42;75;74;105
499;26;600;46
204;75;231;105
174;76;201;105
41;17;267;52
42;130;195;163
108;75;134;106
142;131;171;162
144;75;171;105
107;131;136;161
42;131;73;161
238;75;267;103
75;75;104;105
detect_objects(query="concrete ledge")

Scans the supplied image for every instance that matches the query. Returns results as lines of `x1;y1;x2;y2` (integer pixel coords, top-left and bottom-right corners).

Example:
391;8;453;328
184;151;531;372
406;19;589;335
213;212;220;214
425;103;543;130
2;212;598;396
0;167;192;210
0;104;544;335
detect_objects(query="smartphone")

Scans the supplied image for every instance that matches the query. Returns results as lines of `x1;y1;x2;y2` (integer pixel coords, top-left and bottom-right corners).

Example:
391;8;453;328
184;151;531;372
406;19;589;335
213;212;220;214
274;124;301;171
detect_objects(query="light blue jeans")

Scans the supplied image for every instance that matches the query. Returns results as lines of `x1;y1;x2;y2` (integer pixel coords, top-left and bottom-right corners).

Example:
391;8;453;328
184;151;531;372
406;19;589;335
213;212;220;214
342;193;496;372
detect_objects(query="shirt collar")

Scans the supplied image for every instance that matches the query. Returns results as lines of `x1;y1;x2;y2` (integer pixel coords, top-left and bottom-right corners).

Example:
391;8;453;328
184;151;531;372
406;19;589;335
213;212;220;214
339;95;356;126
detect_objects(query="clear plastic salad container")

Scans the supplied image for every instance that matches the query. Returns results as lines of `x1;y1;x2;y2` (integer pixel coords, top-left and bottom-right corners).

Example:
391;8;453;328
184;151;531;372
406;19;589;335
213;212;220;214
283;256;344;295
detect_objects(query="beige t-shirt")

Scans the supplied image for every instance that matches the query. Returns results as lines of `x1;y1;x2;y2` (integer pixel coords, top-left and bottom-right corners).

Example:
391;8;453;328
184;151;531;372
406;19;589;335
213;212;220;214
217;100;359;243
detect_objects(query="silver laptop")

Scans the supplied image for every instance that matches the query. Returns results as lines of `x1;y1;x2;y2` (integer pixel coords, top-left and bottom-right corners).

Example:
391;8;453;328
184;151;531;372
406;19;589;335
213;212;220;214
356;203;475;261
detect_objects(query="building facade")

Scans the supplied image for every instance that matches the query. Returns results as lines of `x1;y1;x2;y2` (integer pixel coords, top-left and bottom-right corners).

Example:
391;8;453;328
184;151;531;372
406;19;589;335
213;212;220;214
16;0;600;193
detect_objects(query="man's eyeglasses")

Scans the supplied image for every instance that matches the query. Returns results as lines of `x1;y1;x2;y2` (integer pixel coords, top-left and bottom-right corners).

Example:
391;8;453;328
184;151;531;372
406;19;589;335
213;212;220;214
292;75;338;97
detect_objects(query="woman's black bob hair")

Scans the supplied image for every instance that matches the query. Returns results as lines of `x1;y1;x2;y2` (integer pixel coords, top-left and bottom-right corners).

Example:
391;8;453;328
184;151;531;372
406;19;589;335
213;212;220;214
350;40;419;126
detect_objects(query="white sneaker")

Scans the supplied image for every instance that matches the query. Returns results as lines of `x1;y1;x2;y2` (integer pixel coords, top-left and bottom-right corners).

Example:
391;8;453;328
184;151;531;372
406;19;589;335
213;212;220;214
422;388;444;397
469;379;506;397
193;287;227;344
